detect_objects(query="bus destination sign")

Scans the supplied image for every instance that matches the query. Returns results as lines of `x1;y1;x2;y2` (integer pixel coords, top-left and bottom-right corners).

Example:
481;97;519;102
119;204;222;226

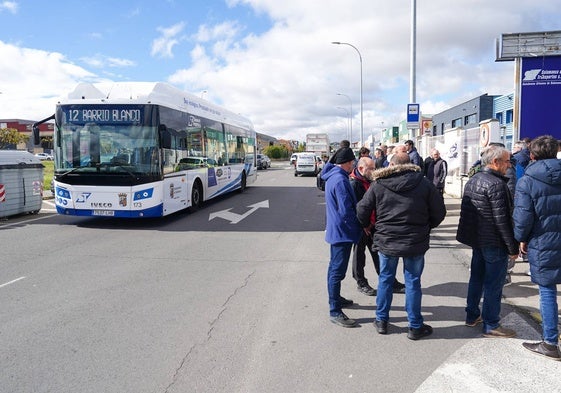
63;106;144;124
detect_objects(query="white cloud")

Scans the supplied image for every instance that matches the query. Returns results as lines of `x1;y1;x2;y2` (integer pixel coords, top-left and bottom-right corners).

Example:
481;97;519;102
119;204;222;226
81;54;136;68
0;1;18;13
0;41;98;120
169;0;561;141
1;0;561;143
151;22;186;58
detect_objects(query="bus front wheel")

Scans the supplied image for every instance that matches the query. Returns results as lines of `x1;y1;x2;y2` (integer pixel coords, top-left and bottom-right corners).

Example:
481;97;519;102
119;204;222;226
191;180;203;211
238;171;247;193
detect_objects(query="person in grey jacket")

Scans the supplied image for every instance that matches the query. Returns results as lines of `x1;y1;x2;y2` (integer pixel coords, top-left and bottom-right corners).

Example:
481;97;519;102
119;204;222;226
513;135;561;360
456;145;519;338
356;153;446;340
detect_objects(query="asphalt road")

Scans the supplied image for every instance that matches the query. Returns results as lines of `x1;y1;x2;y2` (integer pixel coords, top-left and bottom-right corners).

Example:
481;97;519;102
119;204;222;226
1;162;559;393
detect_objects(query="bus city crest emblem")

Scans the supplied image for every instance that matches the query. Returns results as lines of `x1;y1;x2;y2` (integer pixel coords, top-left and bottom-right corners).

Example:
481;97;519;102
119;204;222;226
118;193;127;207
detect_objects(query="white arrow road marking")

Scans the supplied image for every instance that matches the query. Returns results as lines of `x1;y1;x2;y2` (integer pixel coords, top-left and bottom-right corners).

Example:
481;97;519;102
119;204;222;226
208;200;269;224
0;276;26;289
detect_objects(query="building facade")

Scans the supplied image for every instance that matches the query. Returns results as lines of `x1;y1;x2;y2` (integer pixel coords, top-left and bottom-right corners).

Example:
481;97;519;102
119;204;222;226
0;119;54;152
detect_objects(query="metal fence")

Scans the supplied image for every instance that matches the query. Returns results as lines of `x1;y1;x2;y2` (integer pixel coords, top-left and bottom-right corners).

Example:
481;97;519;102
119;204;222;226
416;126;483;198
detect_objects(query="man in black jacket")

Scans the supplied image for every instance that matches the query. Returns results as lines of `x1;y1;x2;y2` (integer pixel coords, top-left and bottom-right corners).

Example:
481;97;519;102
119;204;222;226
350;156;405;296
426;148;448;195
456;145;519;338
356;153;446;340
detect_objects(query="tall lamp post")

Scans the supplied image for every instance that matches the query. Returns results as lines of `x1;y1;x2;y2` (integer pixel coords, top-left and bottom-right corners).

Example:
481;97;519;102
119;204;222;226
336;106;350;140
336;93;353;144
332;41;363;147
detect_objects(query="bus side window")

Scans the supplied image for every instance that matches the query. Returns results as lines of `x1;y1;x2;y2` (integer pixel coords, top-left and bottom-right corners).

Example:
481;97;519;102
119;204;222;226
160;124;172;149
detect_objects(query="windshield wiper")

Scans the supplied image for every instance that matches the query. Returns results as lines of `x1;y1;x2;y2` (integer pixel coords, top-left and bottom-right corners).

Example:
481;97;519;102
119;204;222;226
58;166;90;178
107;164;137;179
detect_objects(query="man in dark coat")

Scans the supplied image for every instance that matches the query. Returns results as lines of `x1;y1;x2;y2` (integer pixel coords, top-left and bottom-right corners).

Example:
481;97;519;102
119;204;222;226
405;139;422;167
513;135;561;360
426;148;448;194
356;153;446;340
350;157;405;296
457;145;519;338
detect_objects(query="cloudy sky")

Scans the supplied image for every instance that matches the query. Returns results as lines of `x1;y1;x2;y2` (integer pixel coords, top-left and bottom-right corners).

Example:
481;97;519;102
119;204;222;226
0;0;559;143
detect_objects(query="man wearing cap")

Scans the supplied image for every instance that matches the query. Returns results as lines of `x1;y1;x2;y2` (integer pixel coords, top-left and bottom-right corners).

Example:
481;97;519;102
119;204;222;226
321;147;363;327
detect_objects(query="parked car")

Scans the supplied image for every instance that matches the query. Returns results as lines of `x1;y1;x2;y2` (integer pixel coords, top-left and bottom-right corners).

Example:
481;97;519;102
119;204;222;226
176;156;217;170
294;152;321;176
34;152;53;161
256;154;271;169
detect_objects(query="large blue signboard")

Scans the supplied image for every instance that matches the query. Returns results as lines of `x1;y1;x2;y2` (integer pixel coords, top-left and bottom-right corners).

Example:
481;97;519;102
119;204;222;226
520;56;561;139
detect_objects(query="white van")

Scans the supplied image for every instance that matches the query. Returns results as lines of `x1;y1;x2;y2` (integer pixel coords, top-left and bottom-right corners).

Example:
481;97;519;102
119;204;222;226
294;152;321;176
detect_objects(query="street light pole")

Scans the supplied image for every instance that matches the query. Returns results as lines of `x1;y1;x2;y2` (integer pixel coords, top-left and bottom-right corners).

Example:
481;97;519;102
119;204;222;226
336;106;350;140
336;93;352;143
332;41;363;147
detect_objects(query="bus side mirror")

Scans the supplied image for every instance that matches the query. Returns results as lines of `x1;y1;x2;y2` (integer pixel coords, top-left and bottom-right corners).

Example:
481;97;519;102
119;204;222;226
32;114;54;146
33;125;40;145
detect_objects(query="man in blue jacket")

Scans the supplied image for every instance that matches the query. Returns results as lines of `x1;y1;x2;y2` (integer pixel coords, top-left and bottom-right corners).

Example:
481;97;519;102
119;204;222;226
513;135;561;360
321;147;363;327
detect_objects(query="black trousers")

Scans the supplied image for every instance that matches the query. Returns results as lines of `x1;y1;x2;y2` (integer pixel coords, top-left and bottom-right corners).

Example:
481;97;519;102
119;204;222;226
352;232;380;287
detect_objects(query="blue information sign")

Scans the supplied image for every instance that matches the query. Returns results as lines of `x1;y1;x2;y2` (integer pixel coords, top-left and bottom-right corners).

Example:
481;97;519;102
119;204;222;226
520;56;561;139
407;103;420;129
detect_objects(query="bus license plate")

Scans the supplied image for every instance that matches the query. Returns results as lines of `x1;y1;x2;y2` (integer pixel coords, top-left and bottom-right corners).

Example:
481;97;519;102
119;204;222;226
92;210;115;216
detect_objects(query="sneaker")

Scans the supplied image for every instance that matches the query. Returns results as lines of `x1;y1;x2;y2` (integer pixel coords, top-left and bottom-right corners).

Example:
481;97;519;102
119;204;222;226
407;324;433;340
357;284;376;296
522;341;561;361
465;316;483;327
507;258;516;273
392;281;406;294
330;313;358;328
483;325;516;338
374;319;388;334
504;273;512;286
339;296;354;307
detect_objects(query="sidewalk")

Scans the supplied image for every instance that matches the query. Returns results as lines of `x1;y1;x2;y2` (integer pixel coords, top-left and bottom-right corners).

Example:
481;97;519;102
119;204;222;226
441;194;547;327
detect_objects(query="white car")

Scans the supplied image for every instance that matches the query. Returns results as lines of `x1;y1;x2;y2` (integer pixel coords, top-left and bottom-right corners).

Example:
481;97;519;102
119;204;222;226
34;153;53;161
294;152;321;176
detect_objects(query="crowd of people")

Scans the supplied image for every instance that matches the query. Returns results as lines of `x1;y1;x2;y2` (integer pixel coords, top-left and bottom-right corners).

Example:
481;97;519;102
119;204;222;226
319;135;561;361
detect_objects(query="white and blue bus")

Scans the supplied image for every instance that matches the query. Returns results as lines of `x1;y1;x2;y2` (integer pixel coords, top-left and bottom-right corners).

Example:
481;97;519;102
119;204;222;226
33;82;257;218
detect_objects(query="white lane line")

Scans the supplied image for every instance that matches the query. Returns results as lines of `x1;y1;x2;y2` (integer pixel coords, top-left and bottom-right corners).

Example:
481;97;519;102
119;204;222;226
0;213;54;228
0;276;26;289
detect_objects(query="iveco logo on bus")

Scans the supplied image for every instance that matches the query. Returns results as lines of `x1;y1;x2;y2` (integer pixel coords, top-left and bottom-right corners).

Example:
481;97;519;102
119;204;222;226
90;202;113;208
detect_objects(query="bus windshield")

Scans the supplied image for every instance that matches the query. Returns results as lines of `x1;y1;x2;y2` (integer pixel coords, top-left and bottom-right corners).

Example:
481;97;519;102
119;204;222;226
54;105;161;181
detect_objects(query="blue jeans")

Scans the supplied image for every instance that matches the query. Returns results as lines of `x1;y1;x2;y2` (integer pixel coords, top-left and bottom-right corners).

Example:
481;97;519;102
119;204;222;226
539;284;559;345
328;242;353;317
465;247;508;332
376;252;425;329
